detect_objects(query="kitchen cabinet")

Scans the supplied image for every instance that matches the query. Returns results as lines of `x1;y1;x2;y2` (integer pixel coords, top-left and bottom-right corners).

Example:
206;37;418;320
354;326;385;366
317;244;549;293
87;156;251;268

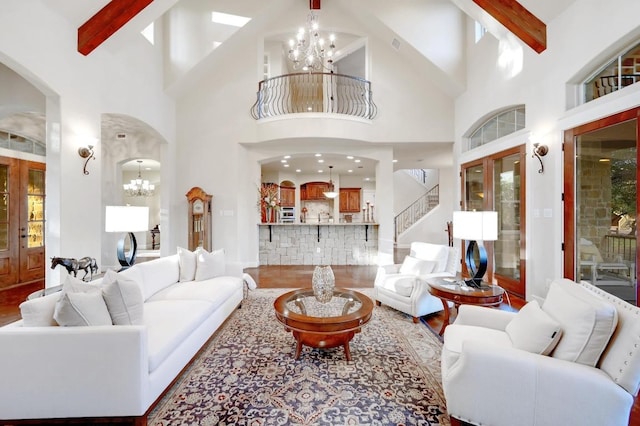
339;188;361;213
300;182;330;200
280;186;295;207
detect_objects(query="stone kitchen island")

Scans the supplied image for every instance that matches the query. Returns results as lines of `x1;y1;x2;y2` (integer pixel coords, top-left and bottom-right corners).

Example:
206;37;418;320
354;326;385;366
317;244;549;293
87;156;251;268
258;223;379;265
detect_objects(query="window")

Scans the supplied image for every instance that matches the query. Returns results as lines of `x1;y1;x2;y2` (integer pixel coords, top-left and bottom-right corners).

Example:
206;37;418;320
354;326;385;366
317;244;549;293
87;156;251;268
475;21;487;44
584;41;640;102
0;130;45;156
468;106;525;150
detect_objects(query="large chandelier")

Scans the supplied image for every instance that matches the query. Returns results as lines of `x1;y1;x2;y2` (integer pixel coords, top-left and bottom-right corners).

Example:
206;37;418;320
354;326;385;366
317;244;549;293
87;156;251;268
123;160;155;197
288;11;336;71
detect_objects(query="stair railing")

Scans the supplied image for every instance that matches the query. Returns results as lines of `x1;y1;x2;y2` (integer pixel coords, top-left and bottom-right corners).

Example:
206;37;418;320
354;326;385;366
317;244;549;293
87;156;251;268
394;185;439;241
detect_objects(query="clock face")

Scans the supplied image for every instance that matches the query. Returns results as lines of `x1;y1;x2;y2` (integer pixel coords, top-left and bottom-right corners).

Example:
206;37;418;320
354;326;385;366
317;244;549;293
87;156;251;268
193;199;204;214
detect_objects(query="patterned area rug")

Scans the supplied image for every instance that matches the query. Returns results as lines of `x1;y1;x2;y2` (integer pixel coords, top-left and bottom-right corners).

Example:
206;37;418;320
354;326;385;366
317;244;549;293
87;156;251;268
148;289;448;425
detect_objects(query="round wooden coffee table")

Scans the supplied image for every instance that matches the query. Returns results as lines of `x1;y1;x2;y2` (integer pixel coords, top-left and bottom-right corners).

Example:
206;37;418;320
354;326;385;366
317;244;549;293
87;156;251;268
274;288;373;361
427;277;505;336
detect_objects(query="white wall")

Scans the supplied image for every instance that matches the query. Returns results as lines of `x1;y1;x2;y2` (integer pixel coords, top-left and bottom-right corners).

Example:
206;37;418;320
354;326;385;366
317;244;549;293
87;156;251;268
454;0;640;301
0;0;175;285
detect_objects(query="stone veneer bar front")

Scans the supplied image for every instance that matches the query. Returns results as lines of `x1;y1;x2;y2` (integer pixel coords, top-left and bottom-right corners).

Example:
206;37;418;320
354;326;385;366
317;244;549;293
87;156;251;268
258;223;379;265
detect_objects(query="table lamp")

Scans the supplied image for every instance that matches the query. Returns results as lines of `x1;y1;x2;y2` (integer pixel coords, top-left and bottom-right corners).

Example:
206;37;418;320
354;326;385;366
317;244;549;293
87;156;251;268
105;205;149;270
452;211;498;288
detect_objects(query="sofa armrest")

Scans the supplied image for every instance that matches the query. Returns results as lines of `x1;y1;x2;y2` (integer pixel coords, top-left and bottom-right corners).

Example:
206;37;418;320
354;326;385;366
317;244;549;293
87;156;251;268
0;325;149;419
225;261;243;277
453;304;516;331
374;264;401;287
443;340;633;426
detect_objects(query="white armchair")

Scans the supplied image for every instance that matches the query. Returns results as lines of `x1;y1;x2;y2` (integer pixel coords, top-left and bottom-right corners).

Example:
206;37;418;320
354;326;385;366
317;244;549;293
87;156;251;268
441;278;640;426
374;242;458;323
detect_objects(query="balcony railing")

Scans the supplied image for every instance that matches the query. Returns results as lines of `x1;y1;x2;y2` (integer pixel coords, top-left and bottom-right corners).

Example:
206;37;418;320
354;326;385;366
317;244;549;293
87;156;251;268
250;72;377;120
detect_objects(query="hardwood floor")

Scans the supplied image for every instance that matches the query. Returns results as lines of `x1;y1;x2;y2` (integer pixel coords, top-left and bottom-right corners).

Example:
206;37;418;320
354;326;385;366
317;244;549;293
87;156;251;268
1;266;638;425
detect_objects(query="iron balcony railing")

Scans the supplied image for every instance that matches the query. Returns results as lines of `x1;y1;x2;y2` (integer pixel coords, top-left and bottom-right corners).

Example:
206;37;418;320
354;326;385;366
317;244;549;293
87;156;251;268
250;72;377;120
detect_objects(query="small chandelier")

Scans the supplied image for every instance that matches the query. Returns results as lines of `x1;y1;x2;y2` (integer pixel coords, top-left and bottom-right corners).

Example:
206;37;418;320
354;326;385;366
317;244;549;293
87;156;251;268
323;165;338;199
288;10;336;72
124;160;155;197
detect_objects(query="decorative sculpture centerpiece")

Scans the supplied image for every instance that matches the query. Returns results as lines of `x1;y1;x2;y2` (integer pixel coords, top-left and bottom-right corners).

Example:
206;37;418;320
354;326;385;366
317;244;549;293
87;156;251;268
312;265;335;303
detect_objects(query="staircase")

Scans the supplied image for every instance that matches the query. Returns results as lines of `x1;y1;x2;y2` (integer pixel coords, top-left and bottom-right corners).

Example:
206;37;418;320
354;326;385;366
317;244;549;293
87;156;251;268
394;183;439;241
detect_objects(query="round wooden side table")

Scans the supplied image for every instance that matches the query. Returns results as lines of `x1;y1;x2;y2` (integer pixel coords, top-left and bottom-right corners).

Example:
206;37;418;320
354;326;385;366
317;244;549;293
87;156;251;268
427;277;505;336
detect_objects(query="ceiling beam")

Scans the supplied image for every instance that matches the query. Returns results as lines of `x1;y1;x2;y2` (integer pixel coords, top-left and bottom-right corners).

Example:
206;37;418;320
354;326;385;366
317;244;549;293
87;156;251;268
78;0;153;56
473;0;546;53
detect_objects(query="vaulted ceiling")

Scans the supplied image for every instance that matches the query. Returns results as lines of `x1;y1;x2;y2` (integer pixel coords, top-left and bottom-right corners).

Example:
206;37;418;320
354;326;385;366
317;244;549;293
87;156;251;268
75;0;554;56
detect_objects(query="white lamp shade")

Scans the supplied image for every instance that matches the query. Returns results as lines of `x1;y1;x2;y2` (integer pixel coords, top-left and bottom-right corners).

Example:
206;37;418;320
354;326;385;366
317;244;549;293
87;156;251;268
105;206;150;233
452;211;498;241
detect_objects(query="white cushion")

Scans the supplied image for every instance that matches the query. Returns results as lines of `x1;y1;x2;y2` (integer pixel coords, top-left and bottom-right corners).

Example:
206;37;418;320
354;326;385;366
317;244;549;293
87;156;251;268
133;255;180;300
144;300;214;372
542;278;618;366
442;324;514;368
147;276;242;310
409;242;450;272
195;248;225;281
399;256;436;276
177;247;197;282
53;276;112;326
505;300;562;355
378;274;417;297
19;292;60;326
101;270;144;325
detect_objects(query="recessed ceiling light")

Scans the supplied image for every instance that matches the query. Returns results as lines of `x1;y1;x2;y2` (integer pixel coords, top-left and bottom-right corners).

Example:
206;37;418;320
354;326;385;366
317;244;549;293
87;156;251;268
296;169;301;173
347;156;354;159
392;159;398;163
318;169;323;173
284;164;290;167
315;153;322;157
284;155;291;159
354;159;361;163
348;169;353;173
280;159;287;163
365;177;370;181
318;159;324;163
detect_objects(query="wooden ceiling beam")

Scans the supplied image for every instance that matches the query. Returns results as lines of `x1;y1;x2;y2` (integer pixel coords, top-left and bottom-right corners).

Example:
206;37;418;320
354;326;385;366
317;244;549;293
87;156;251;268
78;0;153;56
473;0;546;54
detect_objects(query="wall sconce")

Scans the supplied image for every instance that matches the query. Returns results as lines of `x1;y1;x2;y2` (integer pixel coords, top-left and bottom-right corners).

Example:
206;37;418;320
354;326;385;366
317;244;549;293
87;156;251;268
532;143;548;174
78;145;95;175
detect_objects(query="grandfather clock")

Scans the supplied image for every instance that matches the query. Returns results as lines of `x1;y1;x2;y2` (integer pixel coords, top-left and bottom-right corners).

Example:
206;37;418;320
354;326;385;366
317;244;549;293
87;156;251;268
186;187;212;251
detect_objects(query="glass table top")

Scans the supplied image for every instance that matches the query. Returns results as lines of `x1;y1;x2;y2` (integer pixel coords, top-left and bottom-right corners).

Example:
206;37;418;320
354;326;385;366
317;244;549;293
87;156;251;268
284;290;363;318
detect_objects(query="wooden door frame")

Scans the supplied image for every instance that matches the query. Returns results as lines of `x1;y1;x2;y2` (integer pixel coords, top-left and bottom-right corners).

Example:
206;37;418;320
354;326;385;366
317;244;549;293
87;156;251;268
563;108;640;300
0;157;20;287
461;144;527;297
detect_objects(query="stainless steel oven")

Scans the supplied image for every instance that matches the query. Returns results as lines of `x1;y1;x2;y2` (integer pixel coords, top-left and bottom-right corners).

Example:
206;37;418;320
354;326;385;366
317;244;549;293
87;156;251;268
280;207;295;223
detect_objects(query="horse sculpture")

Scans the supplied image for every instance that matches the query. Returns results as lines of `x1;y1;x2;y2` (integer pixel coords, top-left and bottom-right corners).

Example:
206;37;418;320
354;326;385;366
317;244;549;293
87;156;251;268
51;256;99;282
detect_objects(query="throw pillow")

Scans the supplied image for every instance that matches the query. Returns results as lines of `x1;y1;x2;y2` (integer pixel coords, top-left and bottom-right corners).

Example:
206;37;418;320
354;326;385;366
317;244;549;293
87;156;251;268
194;248;226;281
53;276;112;326
505;300;562;355
178;246;197;282
542;278;618;366
19;292;60;326
399;256;436;276
101;269;144;325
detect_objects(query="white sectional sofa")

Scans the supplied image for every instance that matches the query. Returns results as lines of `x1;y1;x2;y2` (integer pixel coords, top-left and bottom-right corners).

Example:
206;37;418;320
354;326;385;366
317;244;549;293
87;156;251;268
0;248;245;425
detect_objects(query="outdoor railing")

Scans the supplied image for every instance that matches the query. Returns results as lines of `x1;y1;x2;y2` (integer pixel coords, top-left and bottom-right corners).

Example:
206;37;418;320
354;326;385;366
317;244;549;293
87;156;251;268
250;72;377;120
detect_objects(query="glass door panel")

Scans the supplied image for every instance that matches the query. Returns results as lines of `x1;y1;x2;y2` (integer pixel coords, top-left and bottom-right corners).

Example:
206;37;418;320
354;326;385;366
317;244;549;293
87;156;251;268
575;120;637;305
493;153;522;282
0;165;8;251
465;164;485;210
27;169;45;248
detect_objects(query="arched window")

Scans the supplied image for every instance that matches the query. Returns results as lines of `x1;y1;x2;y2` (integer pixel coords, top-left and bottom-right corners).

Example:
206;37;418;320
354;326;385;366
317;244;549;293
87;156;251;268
584;41;640;102
0;130;45;156
467;106;525;150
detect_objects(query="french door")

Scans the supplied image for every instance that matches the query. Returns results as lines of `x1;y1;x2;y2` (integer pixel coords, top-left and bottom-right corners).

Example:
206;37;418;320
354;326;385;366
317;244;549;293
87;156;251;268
0;156;45;289
461;145;527;297
564;109;638;305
